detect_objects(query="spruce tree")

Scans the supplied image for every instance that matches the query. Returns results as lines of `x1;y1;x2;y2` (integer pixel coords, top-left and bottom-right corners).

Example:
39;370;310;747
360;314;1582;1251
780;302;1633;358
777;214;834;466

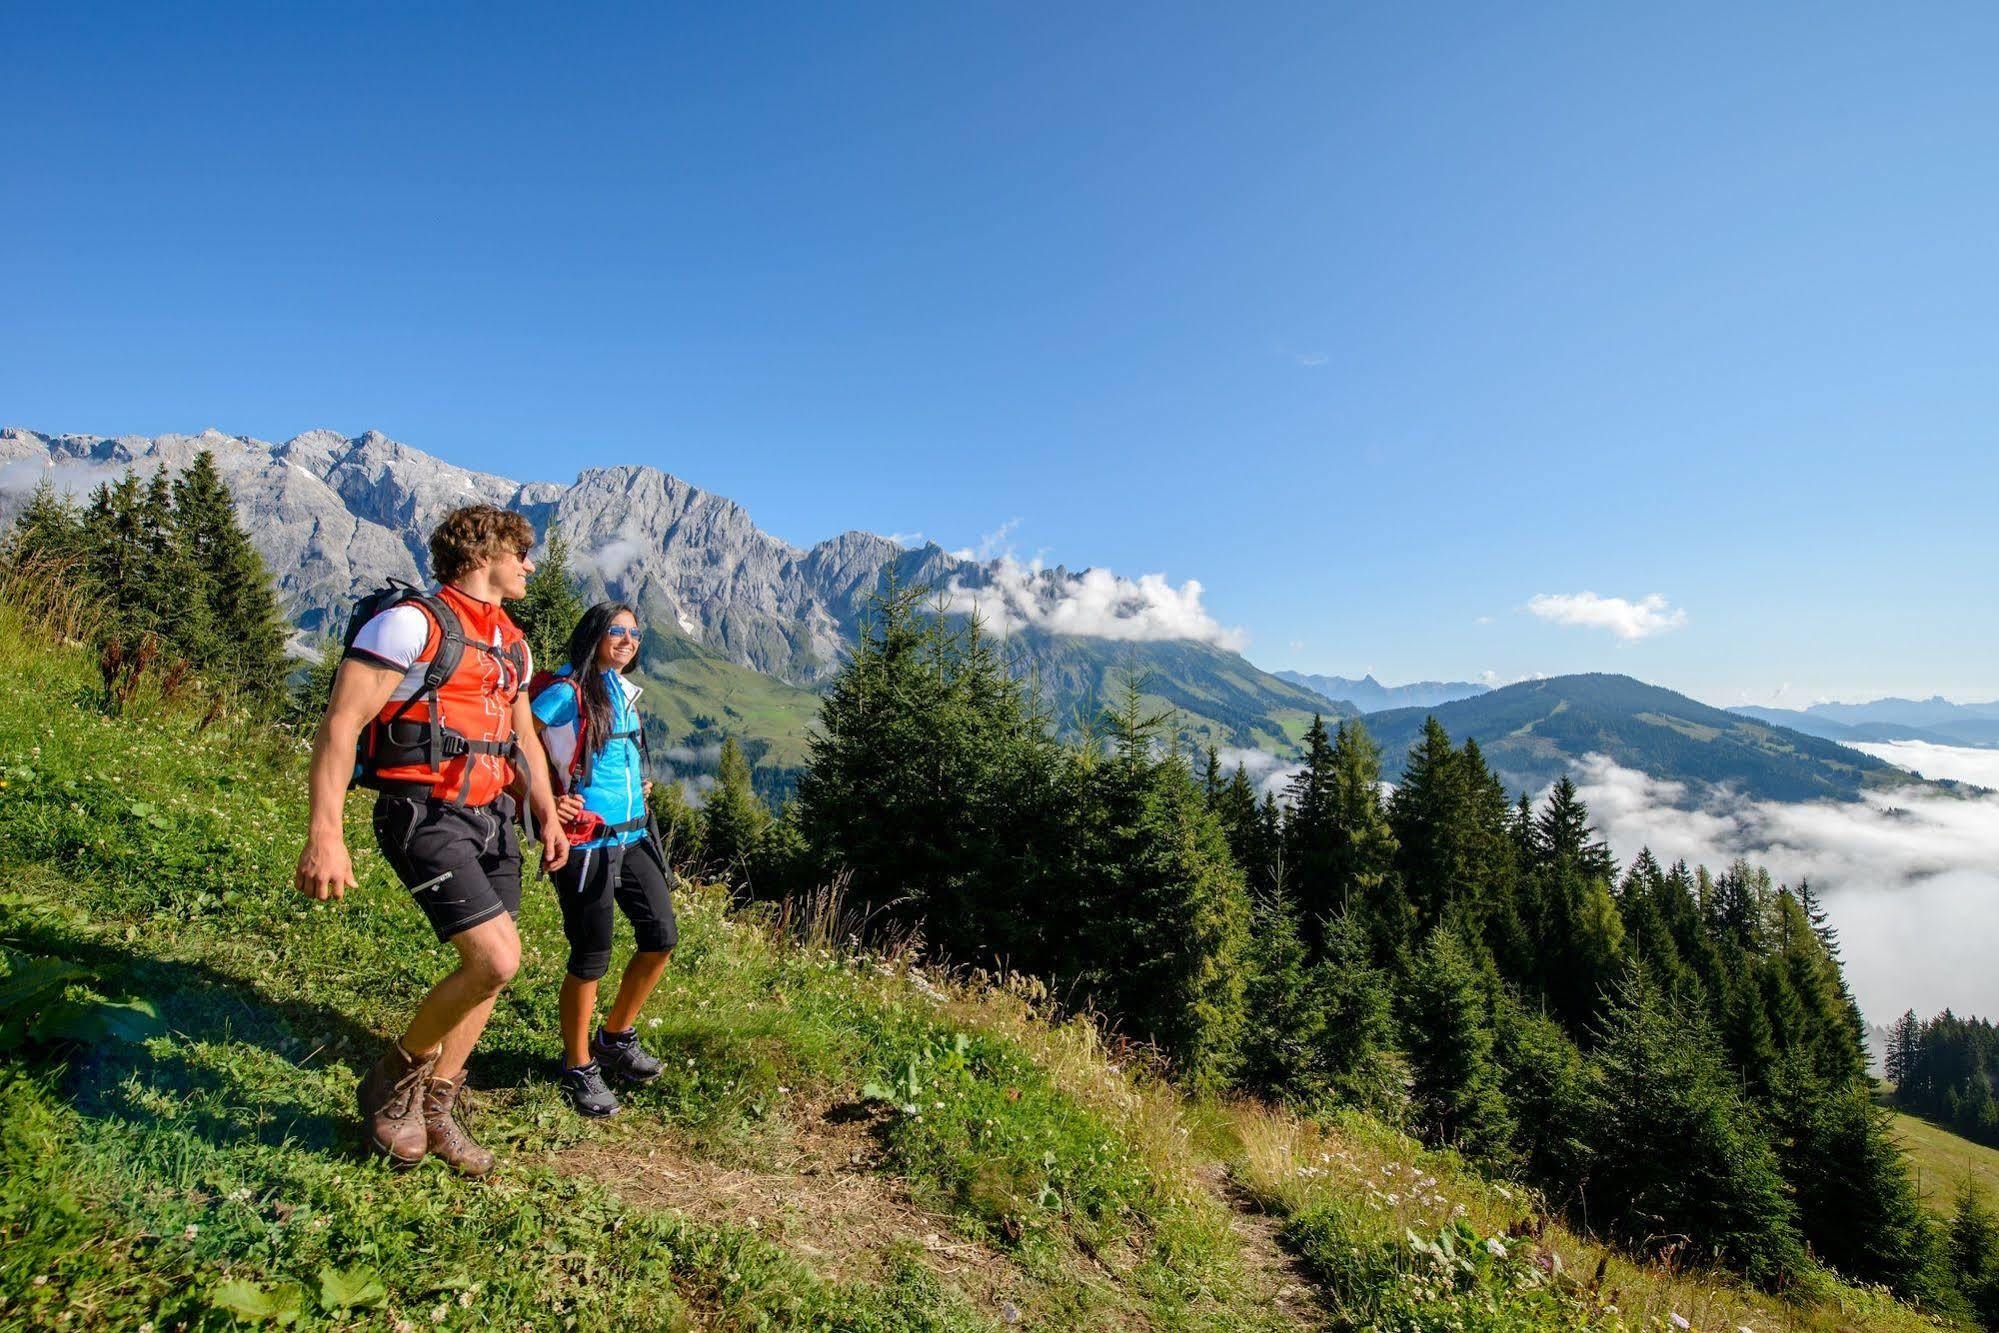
1401;926;1514;1164
1583;969;1804;1285
702;735;772;882
1767;1051;1939;1299
1072;677;1250;1089
3;481;86;569
511;525;586;670
172;450;290;702
1327;720;1409;965
1493;993;1588;1196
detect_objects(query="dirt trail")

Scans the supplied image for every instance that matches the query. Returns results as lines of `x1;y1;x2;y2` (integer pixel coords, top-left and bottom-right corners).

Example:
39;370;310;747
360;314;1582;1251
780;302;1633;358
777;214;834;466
552;1100;1332;1329
1196;1161;1332;1330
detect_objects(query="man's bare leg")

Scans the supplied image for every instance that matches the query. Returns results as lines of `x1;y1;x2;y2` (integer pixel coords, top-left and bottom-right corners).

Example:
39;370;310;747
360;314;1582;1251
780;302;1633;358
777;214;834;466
402;914;521;1067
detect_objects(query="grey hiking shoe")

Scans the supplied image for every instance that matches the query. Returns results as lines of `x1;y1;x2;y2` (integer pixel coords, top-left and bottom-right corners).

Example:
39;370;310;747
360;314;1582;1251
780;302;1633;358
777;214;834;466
591;1026;663;1083
560;1061;619;1117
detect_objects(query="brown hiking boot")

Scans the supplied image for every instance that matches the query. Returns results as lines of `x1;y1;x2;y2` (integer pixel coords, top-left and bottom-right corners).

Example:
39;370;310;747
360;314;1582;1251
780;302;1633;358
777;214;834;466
424;1075;495;1178
355;1042;437;1166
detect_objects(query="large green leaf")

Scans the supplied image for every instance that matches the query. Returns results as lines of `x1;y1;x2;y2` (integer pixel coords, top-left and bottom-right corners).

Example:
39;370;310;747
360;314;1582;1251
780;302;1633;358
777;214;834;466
316;1264;387;1311
32;996;162;1046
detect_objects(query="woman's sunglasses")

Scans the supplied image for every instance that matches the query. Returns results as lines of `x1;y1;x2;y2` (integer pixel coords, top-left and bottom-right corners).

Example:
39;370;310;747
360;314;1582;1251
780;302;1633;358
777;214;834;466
605;625;644;640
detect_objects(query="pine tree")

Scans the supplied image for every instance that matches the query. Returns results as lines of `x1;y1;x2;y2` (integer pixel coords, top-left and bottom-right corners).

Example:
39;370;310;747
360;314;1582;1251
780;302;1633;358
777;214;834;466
1583;969;1804;1286
1767;1051;1939;1299
172;451;290;702
1071;677;1250;1088
1326;720;1409;965
702;735;772;883
3;481;86;569
1401;926;1514;1164
648;776;706;876
511;525;586;670
1283;714;1340;945
1493;993;1588;1196
1886;1008;1921;1090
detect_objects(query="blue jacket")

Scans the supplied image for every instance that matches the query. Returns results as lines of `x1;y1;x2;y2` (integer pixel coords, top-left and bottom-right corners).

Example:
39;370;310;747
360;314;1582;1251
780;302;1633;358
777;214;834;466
531;667;648;850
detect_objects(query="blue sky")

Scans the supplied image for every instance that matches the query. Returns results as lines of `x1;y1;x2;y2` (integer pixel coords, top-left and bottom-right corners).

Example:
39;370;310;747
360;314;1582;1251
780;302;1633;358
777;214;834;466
6;4;1996;706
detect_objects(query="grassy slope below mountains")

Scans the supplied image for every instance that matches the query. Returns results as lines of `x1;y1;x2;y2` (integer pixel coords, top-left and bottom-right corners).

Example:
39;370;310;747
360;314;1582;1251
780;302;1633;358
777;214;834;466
1363;673;1915;803
0;616;1941;1331
636;628;1339;782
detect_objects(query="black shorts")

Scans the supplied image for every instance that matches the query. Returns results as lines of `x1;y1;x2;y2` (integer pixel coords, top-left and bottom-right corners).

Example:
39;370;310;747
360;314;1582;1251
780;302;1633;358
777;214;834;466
549;836;677;981
372;796;523;942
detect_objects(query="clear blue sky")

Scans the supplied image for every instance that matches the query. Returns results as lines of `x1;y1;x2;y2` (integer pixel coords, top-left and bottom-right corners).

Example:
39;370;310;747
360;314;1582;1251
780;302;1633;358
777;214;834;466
6;4;1995;705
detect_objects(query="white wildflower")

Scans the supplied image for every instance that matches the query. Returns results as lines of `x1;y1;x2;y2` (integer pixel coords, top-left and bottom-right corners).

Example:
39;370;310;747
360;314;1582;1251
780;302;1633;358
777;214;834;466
1668;1316;1690;1331
1484;1236;1507;1259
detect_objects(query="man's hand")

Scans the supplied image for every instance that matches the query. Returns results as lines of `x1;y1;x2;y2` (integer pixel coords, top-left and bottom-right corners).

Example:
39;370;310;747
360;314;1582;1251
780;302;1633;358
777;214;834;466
556;793;586;824
295;830;357;901
540;821;570;874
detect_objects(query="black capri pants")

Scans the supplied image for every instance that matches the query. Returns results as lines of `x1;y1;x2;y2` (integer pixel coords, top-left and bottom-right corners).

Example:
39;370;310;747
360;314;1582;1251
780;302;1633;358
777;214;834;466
549;835;678;981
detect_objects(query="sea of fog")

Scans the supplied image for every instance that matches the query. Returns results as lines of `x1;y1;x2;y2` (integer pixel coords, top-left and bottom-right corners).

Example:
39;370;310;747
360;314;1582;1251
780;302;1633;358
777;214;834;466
1578;741;1999;1028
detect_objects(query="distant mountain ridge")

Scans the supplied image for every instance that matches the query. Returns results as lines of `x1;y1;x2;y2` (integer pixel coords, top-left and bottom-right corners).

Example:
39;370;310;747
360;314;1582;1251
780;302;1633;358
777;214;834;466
1277;669;1489;713
0;426;1324;758
1732;698;1999;749
1362;673;1915;804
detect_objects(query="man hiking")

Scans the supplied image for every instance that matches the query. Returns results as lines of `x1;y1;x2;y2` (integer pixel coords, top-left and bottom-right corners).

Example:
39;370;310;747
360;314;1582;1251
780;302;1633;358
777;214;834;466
293;504;569;1176
530;602;676;1117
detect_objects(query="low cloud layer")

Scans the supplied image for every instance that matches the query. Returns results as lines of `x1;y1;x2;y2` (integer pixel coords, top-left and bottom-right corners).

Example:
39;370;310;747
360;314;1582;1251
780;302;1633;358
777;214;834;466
942;556;1247;651
1847;740;1999;791
1526;591;1686;640
1572;751;1999;1026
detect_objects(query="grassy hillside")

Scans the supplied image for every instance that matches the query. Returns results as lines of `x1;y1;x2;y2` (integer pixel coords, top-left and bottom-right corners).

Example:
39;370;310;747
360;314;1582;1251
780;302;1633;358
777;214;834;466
0;613;1947;1330
1879;1097;1999;1217
637;631;823;771
1362;673;1917;802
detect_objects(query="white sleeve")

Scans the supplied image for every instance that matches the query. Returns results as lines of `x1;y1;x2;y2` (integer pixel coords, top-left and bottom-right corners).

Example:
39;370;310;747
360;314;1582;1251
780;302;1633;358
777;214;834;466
348;604;432;671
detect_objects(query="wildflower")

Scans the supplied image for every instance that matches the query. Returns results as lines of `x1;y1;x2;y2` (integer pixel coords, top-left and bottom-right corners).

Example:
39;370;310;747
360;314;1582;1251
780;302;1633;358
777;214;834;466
1668;1316;1690;1330
1484;1236;1507;1259
183;1224;200;1240
431;1305;448;1323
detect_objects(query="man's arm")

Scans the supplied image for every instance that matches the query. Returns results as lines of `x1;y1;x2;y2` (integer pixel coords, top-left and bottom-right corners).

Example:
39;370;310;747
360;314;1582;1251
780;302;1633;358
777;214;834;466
514;694;570;872
294;658;402;900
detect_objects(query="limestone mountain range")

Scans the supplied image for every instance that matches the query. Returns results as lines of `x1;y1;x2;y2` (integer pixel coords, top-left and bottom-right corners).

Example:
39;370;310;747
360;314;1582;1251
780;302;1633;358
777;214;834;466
0;426;1328;756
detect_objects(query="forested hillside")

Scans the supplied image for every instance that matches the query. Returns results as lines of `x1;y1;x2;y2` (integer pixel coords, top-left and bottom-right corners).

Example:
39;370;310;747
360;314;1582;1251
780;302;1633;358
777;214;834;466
1361;673;1913;802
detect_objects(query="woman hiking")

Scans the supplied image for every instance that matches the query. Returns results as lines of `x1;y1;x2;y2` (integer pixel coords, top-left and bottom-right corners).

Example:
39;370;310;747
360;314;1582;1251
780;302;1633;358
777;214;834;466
531;601;677;1117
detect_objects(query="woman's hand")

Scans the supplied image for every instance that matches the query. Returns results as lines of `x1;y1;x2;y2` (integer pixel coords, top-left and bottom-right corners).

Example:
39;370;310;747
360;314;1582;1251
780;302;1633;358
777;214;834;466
556;794;586;823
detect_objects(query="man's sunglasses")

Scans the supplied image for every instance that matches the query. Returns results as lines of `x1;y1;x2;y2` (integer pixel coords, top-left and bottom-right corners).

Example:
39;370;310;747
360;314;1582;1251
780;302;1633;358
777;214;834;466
605;625;644;640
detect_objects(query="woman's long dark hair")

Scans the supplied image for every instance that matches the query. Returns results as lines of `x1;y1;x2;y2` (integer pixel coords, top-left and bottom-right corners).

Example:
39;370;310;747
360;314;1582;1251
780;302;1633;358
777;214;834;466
562;600;638;788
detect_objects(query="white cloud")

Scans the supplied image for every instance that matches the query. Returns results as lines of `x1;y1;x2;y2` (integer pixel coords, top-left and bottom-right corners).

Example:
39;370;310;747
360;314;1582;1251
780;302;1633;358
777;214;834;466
1295;352;1329;367
941;556;1247;651
886;531;927;548
951;518;1021;563
589;537;642;582
0;455;145;499
1526;591;1686;640
1570;753;1999;1026
1848;740;1999;791
1217;745;1302;799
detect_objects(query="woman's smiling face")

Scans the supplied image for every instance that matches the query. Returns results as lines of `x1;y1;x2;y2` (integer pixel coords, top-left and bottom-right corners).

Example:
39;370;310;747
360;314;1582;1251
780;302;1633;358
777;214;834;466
599;609;640;670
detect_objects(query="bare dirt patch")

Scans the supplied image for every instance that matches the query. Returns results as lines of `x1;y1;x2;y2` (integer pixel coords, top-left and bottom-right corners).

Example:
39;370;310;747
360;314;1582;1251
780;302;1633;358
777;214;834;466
552;1099;1031;1308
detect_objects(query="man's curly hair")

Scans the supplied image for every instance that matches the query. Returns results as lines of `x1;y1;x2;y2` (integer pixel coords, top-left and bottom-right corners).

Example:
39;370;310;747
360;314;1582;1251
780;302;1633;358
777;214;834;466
429;505;535;584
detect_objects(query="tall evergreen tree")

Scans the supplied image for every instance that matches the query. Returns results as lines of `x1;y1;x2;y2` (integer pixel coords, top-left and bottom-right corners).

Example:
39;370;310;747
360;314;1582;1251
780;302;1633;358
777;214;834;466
1071;677;1250;1088
511;525;587;671
702;735;772;882
171;450;290;702
1582;969;1804;1286
1401;926;1514;1163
